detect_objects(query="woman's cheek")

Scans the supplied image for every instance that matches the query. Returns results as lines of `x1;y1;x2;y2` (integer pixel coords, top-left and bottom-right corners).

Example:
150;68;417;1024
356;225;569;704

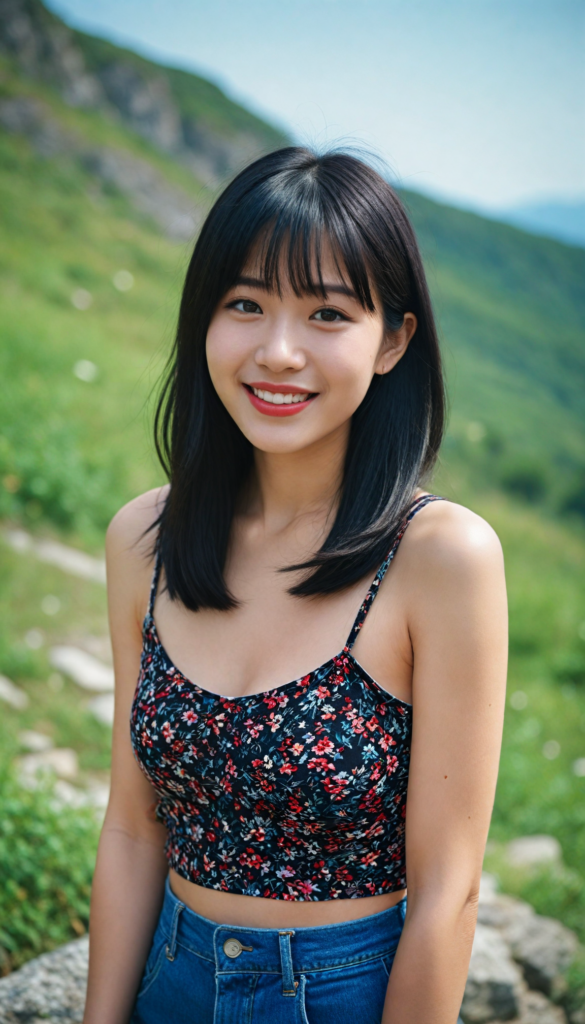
206;330;244;396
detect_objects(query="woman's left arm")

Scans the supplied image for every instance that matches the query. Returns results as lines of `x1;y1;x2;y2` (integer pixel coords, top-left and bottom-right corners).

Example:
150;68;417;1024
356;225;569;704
382;502;508;1024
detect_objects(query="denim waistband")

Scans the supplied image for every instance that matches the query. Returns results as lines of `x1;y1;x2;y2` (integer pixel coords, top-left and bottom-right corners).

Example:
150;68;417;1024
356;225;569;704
160;876;406;979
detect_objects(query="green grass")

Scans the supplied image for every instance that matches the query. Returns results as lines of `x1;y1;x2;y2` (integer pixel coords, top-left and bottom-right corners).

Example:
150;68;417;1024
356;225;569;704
0;45;584;979
0;738;99;974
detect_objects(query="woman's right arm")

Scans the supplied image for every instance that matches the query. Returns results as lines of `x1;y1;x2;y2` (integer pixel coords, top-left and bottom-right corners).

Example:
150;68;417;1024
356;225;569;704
83;490;169;1024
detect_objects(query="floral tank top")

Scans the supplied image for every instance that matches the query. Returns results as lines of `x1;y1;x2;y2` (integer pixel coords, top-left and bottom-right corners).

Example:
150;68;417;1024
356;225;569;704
131;493;443;901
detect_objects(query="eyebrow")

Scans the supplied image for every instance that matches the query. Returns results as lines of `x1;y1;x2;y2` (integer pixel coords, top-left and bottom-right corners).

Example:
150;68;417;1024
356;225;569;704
233;276;358;300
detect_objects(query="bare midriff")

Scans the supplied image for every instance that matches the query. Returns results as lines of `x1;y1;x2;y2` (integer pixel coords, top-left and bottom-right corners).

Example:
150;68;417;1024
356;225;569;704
169;869;406;927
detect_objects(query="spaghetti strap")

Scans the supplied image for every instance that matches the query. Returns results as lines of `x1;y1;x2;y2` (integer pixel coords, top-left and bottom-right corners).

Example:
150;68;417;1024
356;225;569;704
343;493;445;653
147;537;163;619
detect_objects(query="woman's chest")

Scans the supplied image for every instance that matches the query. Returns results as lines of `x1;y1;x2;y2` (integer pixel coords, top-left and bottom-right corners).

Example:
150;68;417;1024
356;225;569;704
152;560;412;702
131;644;412;817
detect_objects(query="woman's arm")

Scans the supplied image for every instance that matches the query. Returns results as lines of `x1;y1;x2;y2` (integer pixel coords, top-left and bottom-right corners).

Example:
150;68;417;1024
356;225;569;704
382;501;508;1024
83;490;169;1024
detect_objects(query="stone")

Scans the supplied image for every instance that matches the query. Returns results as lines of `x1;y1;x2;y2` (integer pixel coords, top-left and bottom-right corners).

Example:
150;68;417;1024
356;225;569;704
18;730;53;752
3;528;106;584
461;924;523;1022
476;885;578;999
507;988;568;1024
97;61;182;152
0;0;280;192
49;647;114;692
51;779;90;810
86;693;114;727
0;674;29;710
477;892;535;933
504;913;578;998
479;872;500;904
17;747;79;782
80;147;200;241
506;836;563;869
0;936;88;1024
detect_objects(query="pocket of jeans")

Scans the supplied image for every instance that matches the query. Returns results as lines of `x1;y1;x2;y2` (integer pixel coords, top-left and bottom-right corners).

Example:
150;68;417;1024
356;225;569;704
379;947;398;979
136;925;168;1000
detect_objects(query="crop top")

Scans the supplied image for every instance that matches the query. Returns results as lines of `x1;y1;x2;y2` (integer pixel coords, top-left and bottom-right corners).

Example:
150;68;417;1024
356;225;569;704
130;493;444;901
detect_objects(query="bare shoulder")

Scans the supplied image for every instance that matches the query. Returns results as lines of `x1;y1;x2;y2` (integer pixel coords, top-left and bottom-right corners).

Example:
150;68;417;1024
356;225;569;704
106;484;169;562
399;497;505;602
105;485;169;625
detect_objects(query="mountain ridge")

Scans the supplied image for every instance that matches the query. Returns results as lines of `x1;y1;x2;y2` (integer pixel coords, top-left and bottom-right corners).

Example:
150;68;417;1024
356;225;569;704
0;0;288;184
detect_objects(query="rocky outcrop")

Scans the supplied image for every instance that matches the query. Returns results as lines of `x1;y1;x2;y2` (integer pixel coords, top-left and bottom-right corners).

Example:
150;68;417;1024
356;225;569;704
0;0;285;183
0;937;88;1023
0;0;102;107
0;95;201;240
0;877;581;1024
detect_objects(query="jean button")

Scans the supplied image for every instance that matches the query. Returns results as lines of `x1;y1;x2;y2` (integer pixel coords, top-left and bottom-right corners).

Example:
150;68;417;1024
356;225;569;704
223;938;253;958
224;938;243;958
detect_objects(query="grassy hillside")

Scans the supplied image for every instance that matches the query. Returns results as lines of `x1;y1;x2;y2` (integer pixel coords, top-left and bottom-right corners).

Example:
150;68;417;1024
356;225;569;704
0;24;585;996
401;189;585;511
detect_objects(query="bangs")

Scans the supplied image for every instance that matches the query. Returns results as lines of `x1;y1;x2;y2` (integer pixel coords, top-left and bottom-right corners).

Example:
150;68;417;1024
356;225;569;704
220;172;377;311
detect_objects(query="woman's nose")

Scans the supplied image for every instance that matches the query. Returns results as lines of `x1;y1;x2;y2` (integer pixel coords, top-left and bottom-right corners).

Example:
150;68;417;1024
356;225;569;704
255;322;306;373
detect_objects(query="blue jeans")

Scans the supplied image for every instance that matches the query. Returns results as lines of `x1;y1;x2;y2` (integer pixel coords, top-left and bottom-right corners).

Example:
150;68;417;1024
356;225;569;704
132;877;408;1023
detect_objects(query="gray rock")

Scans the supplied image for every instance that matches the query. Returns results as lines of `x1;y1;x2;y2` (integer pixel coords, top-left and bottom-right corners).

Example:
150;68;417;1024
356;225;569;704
86;693;114;727
0;0;102;108
504;913;578;998
17;747;79;781
511;988;568;1023
97;61;182;152
0;674;29;711
48;647;113;693
80;147;200;241
0;0;279;181
0;93;201;242
477;886;578;999
462;924;523;1022
506;836;563;870
0;937;88;1023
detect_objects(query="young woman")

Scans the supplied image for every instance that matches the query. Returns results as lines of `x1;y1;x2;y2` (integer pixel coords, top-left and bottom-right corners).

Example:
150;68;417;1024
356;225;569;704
83;148;508;1024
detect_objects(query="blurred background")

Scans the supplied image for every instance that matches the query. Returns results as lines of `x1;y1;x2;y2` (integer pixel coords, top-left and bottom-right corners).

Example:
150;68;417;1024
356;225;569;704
0;0;584;1015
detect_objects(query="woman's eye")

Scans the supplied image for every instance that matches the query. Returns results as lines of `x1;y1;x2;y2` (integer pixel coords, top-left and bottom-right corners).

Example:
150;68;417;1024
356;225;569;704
312;308;346;323
231;299;262;314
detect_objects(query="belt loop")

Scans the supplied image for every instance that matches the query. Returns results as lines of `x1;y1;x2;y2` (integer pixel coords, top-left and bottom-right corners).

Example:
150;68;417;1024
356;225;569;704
165;899;184;961
278;930;297;997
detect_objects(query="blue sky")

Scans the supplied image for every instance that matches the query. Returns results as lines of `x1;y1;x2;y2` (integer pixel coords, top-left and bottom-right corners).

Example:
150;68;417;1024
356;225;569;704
45;0;585;211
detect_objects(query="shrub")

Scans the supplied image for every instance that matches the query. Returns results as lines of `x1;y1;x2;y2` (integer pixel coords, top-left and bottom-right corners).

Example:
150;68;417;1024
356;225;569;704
0;759;99;974
562;473;585;519
500;460;548;503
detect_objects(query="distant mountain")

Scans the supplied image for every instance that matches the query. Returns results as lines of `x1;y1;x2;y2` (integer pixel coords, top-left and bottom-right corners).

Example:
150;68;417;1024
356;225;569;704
0;0;288;188
496;200;585;250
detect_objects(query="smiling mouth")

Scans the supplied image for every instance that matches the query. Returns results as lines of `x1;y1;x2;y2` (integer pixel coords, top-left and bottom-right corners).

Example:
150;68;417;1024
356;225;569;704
249;385;311;405
243;383;318;417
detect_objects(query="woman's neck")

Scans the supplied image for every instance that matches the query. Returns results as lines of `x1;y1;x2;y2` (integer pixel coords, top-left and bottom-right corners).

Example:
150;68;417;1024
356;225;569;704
244;422;349;540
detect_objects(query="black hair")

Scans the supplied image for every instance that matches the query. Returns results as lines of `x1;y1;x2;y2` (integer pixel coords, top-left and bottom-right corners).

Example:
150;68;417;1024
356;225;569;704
149;147;445;610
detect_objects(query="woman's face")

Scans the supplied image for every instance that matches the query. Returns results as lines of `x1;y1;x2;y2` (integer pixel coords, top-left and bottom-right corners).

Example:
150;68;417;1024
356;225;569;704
206;245;415;455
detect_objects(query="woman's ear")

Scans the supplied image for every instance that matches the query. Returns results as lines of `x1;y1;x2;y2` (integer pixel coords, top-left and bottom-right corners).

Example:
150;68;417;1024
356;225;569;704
374;312;418;375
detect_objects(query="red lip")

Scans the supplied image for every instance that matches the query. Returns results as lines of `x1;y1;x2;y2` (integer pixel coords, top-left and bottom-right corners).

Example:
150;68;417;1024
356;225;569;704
243;383;317;418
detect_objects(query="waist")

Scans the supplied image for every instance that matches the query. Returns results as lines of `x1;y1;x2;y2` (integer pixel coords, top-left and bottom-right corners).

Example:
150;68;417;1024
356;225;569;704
169;869;407;928
162;875;407;970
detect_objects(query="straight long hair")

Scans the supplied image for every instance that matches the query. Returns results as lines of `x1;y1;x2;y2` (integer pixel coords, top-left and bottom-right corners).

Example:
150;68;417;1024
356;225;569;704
149;147;445;610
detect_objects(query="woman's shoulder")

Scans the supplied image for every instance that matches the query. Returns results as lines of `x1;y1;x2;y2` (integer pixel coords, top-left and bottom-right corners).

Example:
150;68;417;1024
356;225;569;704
105;486;169;605
402;494;504;586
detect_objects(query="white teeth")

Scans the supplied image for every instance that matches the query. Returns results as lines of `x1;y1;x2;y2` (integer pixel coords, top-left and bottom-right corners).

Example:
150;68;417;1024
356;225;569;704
250;387;310;404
